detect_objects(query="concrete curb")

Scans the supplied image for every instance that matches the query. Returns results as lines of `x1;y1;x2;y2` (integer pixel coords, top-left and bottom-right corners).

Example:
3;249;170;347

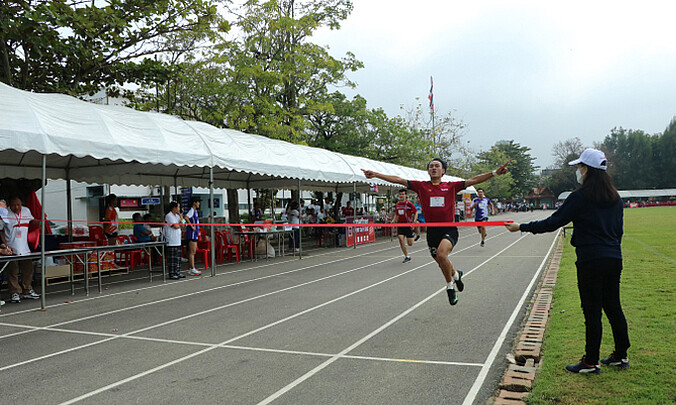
491;234;564;404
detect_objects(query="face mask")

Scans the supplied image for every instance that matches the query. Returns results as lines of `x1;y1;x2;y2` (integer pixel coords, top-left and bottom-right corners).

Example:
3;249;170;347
575;168;584;184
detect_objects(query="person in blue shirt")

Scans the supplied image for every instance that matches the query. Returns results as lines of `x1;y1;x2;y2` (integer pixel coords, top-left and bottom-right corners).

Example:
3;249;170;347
471;188;495;247
133;213;154;243
506;149;630;374
413;202;424;241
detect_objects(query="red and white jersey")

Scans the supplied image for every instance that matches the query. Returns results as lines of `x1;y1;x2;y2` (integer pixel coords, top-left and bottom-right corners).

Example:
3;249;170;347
394;200;417;223
408;180;465;223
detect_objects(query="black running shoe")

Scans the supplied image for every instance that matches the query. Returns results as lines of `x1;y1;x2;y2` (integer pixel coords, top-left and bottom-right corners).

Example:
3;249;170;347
454;269;464;292
169;275;180;280
600;353;629;368
414;235;420;242
177;273;186;278
480;240;485;247
402;256;411;263
565;356;601;374
447;288;458;305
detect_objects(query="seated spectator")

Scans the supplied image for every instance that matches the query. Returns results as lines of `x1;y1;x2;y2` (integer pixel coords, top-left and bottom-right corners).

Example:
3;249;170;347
133;213;155;242
0;196;41;303
342;201;355;217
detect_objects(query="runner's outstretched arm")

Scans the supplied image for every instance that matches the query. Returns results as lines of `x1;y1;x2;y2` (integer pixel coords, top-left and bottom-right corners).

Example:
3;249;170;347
361;169;408;187
465;161;509;187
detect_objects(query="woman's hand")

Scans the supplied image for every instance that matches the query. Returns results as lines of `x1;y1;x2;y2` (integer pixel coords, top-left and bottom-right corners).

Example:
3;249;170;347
505;222;521;232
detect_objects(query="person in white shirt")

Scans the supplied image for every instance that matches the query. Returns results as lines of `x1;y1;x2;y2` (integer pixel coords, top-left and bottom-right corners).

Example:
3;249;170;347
287;201;301;251
163;201;185;279
0;196;41;303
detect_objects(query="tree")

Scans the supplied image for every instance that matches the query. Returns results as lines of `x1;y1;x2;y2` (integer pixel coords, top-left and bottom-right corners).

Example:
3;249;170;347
469;149;514;199
544;138;586;196
476;140;538;197
215;0;362;141
400;101;471;173
0;0;224;95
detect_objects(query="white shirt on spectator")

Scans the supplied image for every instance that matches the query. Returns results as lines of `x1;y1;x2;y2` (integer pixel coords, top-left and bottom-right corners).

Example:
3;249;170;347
0;206;34;255
163;212;182;247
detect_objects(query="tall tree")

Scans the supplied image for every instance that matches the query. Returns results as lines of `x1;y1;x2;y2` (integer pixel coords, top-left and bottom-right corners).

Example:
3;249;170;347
0;0;224;95
215;0;362;141
545;137;586;196
476;140;538;197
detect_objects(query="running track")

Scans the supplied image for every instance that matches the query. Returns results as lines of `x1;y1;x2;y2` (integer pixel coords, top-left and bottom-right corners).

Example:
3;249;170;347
0;211;558;404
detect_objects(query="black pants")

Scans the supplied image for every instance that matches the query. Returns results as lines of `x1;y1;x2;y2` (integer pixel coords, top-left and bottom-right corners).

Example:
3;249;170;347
576;258;630;364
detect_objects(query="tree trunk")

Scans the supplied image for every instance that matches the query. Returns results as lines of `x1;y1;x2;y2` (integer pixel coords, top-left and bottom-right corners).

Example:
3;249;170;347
227;189;239;223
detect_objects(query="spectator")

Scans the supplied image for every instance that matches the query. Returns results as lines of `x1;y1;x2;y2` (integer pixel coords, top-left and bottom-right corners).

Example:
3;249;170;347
183;197;202;276
0;196;41;303
133;213;155;243
103;194;119;245
250;201;263;222
164;201;185;280
288;201;301;251
342;201;355;217
0;199;7;217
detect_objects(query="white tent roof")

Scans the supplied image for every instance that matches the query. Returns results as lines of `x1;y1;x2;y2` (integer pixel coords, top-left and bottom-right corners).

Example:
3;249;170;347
0;82;471;193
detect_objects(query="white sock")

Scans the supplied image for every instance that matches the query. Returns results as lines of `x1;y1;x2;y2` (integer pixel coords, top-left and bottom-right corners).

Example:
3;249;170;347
452;271;460;281
447;281;455;290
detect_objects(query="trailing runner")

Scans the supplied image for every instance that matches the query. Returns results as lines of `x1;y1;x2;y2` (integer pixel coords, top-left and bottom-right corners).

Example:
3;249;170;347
471;188;496;247
362;158;509;306
392;189;417;263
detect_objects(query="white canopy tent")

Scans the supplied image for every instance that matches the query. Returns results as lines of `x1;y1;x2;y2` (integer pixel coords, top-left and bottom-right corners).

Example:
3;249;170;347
0;81;469;192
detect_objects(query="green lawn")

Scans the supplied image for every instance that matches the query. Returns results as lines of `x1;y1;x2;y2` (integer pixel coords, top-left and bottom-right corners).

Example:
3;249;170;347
525;206;676;405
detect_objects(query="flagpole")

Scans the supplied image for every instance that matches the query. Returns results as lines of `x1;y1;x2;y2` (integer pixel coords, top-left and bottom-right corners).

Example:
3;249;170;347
429;75;436;154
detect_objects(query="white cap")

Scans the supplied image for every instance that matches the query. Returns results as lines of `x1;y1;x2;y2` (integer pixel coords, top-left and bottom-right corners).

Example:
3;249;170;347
568;148;608;170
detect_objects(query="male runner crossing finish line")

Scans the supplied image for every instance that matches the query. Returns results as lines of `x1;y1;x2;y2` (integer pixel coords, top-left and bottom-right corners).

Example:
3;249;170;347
362;158;509;305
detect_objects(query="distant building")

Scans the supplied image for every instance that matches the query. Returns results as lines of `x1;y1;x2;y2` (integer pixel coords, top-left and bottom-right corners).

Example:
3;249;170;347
525;186;556;208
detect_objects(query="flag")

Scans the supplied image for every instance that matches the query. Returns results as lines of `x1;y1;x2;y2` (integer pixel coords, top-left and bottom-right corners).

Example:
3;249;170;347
428;76;434;112
369;183;379;193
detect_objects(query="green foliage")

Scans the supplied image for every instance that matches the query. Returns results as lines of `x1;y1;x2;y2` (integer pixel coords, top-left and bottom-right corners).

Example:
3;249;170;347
476;140;538;197
469;149;514;199
0;0;224;95
544;138;585;196
586;117;676;190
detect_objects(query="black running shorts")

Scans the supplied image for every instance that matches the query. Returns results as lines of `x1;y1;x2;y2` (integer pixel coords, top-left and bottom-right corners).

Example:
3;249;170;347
476;217;489;229
426;226;459;258
397;226;414;238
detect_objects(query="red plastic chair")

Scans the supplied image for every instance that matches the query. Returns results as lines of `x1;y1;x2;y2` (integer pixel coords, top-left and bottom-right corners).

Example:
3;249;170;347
88;226;108;246
116;235;144;270
194;230;211;270
218;231;240;263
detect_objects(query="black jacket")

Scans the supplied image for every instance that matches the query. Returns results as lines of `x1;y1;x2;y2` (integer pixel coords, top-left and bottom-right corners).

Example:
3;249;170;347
520;189;623;262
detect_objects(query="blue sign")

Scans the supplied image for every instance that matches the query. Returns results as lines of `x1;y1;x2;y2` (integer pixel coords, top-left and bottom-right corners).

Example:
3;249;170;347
141;197;161;205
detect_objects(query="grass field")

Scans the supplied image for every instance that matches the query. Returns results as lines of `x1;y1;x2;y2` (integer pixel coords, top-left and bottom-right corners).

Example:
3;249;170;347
525;206;676;405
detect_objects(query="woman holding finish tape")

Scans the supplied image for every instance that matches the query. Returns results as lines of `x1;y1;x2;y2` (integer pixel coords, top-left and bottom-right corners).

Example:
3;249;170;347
506;149;630;374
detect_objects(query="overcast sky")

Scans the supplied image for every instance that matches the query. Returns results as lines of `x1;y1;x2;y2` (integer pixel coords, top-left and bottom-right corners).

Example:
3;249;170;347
311;0;676;169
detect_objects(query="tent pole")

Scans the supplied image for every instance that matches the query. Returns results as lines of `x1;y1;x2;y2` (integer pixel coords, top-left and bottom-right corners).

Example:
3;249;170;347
66;169;73;242
209;168;215;277
297;179;302;259
40;155;46;310
353;182;357;249
247;182;251;223
388;188;393;242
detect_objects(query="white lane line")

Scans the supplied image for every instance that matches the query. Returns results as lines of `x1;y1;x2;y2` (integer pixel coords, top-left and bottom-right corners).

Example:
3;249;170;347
462;231;559;405
256;232;531;405
0;245;402;340
58;258;435;404
2;245;431;372
0;239;394;319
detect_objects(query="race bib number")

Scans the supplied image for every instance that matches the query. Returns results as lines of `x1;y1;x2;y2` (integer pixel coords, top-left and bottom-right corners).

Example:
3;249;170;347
430;196;445;207
398;209;405;215
16;229;22;238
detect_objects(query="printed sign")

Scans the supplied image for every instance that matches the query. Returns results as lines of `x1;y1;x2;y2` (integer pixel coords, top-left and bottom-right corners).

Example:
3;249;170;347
345;215;376;247
141;197;161;205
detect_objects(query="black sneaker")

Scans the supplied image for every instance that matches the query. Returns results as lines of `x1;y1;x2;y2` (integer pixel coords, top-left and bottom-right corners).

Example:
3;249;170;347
169;275;180;280
600;353;629;368
402;256;411;263
447;288;458;305
177;273;186;278
414;235;420;241
480;240;485;247
454;269;464;292
565;356;601;374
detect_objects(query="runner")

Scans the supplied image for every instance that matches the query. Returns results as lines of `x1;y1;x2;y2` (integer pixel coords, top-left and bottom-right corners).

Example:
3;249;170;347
362;158;509;306
184;197;202;276
471;188;496;247
392;189;417;263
